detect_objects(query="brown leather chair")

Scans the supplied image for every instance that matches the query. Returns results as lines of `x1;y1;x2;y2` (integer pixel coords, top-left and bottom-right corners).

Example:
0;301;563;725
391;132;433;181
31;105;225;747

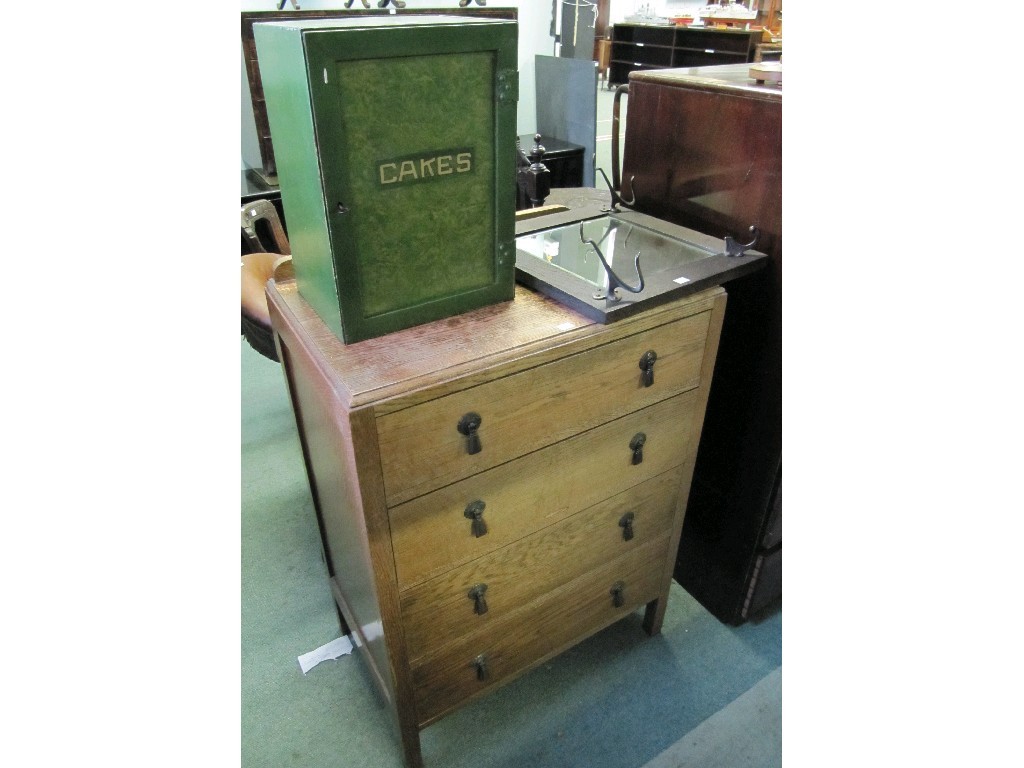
241;200;290;361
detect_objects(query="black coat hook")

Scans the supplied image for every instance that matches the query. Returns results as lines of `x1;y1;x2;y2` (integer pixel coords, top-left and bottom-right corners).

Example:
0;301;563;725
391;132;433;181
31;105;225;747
579;222;644;301
724;226;760;257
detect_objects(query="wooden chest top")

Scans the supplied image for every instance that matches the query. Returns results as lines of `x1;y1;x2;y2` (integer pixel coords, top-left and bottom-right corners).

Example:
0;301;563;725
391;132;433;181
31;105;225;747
270;280;722;411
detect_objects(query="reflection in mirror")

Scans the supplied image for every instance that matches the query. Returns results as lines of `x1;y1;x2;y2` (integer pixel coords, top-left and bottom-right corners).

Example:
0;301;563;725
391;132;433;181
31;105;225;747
516;216;715;290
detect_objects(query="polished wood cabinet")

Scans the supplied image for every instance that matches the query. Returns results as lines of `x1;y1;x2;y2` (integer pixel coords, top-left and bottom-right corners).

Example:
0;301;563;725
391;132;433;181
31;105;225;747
266;279;726;767
620;64;781;625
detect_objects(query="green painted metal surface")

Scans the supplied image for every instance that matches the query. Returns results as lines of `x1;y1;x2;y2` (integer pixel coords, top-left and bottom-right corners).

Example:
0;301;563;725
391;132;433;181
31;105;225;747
254;16;518;344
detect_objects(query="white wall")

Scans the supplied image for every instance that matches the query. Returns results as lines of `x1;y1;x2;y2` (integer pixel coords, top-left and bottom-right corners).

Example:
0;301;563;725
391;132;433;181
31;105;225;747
241;1;555;171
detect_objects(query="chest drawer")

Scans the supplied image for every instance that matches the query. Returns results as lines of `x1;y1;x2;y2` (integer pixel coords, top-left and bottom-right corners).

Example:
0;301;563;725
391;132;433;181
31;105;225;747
376;312;712;506
411;535;669;726
400;468;684;661
389;389;703;589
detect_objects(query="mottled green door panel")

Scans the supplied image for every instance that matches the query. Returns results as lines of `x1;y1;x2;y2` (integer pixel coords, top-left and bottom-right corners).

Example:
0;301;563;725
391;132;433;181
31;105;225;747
331;52;496;318
255;16;518;344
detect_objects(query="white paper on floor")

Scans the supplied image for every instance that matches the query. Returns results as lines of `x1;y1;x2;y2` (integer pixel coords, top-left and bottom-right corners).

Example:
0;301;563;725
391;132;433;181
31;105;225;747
297;635;354;674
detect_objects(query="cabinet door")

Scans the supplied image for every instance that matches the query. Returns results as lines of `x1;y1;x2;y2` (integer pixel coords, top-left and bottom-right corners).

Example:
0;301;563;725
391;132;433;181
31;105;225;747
303;23;519;342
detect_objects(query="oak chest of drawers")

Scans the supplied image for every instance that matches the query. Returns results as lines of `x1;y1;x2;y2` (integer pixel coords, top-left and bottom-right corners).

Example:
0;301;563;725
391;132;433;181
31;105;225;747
266;278;726;768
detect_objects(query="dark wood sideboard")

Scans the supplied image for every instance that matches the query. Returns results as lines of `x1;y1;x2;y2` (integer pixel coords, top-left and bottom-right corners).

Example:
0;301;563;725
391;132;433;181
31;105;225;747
620;63;781;624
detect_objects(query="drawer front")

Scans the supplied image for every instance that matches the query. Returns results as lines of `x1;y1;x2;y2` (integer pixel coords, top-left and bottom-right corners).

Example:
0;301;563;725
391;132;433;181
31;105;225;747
411;536;669;726
390;389;702;589
377;312;711;506
400;468;684;661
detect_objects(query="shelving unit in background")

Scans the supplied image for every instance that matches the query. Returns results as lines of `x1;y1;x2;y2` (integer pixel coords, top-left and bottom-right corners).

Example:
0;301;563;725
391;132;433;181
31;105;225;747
608;23;760;86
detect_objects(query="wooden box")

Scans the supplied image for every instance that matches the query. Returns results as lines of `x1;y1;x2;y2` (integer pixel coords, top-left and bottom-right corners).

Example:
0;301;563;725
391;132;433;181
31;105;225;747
254;16;518;343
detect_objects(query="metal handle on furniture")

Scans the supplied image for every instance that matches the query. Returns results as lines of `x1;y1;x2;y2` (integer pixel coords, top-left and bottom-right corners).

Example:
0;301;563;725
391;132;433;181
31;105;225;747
457;412;483;455
464;500;488;538
468;583;489;615
619;512;635;541
610;580;626;608
629;433;646;465
639;350;657;387
472;654;489;681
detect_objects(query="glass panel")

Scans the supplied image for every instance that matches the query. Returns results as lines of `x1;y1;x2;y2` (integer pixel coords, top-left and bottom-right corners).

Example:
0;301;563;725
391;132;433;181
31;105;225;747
515;216;716;289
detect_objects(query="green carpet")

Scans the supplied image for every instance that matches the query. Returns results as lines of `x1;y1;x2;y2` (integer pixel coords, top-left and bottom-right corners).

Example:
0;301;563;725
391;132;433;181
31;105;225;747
241;337;781;768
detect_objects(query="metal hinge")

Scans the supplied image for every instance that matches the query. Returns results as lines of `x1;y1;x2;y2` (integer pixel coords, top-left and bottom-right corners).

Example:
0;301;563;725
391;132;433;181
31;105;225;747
496;69;519;104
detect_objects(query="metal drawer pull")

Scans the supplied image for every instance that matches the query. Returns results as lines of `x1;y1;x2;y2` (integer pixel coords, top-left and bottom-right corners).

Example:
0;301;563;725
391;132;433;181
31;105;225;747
629;432;646;465
639;350;657;387
468;583;489;615
619;512;635;541
457;412;483;455
464;500;488;538
472;654;489;681
610;580;626;608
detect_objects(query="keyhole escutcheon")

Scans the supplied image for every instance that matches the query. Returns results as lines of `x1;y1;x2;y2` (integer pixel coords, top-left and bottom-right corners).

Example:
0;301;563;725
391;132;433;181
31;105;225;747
457;412;483;455
472;654;489;681
464;500;487;538
639;350;657;387
629;432;646;465
619;511;635;541
468;583;489;615
610;580;626;608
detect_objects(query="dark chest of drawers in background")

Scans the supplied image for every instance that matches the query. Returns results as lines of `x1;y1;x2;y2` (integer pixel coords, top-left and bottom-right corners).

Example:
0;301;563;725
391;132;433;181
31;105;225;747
519;134;585;190
620;63;781;625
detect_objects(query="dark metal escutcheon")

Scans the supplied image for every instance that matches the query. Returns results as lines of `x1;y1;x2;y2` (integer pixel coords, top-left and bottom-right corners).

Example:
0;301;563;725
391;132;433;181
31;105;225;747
472;653;489;681
464;500;488;538
468;583;489;615
457;412;483;455
619;511;635;541
639;350;657;387
610;581;626;608
629;433;646;465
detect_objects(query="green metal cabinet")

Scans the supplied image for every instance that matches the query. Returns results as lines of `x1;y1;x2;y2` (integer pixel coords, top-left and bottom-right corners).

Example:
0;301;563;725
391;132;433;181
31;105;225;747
254;16;519;343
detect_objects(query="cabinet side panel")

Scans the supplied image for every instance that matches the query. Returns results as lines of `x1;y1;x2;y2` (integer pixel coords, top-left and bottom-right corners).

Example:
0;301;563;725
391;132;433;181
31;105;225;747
271;283;423;765
347;408;423;761
276;336;394;700
254;24;344;341
643;289;727;634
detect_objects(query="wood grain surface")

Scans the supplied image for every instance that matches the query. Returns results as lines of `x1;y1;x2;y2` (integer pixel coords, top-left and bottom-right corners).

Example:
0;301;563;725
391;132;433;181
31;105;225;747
270;279;723;410
411;536;669;726
376;310;711;505
388;390;703;589
399;468;684;660
264;277;728;768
